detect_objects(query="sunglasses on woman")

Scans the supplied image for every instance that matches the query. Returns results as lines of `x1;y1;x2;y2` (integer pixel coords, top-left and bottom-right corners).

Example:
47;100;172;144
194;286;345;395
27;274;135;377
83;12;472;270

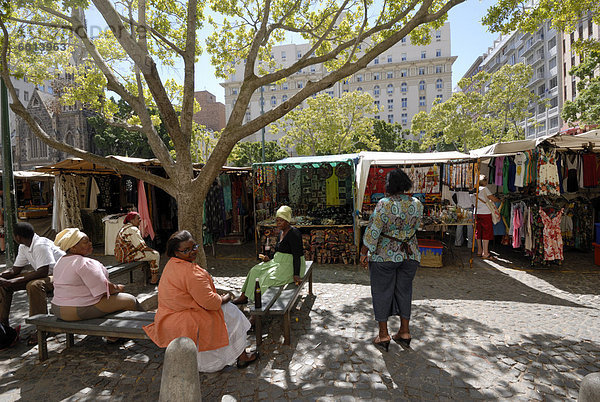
178;243;199;254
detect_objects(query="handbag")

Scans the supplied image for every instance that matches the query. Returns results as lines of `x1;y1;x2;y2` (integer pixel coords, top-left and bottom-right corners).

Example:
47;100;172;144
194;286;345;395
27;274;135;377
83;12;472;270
478;195;501;225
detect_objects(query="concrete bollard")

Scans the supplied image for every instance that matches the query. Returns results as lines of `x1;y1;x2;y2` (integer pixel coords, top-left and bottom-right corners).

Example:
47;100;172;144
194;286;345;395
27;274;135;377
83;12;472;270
579;372;600;402
159;337;201;402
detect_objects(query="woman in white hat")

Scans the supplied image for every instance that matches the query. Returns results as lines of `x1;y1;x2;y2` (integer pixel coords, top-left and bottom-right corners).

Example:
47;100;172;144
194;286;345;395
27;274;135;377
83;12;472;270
232;205;306;305
51;228;142;323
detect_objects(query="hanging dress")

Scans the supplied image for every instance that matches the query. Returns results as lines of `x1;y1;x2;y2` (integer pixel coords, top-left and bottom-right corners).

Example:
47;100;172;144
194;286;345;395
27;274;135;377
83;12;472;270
565;154;579;193
539;208;564;261
537;148;560;196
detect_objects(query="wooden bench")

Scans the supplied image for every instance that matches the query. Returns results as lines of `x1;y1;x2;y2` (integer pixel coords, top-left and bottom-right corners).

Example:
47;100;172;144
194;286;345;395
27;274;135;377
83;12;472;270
106;261;150;285
25;311;155;361
250;261;314;347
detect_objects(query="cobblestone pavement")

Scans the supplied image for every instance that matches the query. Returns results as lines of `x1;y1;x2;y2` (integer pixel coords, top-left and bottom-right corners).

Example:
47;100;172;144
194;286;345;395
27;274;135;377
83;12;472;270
1;243;599;401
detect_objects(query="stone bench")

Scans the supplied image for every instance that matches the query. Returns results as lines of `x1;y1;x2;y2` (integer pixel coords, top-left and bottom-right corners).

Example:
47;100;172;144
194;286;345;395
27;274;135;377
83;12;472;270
26;311;155;361
250;261;314;346
106;261;150;285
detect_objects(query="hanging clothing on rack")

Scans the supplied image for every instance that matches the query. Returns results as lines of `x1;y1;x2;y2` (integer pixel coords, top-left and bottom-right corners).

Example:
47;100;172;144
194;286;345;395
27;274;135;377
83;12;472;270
495;156;504;186
582;153;597;187
537;148;560;196
514;152;526;188
565;154;579;193
539;208;564;261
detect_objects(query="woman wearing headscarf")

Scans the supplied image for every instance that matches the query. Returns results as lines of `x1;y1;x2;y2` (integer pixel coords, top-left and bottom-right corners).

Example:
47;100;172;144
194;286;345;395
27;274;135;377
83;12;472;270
144;230;258;372
51;228;142;322
232;205;306;305
115;211;161;285
360;169;423;352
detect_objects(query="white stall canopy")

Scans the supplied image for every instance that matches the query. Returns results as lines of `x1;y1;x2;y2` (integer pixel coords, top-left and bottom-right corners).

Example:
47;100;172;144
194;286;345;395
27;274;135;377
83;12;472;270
355;151;471;214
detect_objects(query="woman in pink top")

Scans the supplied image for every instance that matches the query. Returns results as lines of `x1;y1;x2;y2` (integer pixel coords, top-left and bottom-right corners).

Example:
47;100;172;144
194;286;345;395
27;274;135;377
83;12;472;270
50;228;141;321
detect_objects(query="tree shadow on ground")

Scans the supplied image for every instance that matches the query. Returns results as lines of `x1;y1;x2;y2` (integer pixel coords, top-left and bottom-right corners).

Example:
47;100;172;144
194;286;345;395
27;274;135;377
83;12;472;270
0;336;163;401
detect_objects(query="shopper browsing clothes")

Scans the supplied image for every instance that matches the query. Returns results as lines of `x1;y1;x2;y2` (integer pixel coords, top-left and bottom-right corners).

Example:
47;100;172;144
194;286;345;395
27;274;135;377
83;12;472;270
360;168;423;352
474;174;500;259
453;190;475;249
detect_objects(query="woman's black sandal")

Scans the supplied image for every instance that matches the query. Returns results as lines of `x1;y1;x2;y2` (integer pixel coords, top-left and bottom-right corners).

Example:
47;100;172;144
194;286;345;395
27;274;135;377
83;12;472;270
392;335;412;348
372;337;390;352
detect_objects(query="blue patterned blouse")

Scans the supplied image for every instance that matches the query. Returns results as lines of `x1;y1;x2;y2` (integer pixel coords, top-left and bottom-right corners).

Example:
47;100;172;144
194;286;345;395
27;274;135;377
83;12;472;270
363;194;423;263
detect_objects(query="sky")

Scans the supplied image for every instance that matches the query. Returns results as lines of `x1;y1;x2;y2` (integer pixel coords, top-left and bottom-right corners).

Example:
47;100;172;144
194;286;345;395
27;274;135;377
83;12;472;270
87;0;501;104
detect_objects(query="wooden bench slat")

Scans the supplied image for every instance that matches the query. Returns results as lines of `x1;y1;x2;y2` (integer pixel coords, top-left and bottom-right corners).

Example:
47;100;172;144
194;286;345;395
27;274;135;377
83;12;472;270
269;283;299;313
250;286;283;316
105;311;156;321
26;316;151;334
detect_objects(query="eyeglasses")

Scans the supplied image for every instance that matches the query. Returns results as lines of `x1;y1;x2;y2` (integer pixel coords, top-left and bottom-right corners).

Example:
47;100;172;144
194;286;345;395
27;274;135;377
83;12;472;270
177;243;199;254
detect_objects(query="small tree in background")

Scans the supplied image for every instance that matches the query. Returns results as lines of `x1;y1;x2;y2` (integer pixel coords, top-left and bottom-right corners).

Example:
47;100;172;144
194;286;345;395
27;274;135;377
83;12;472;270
228;141;289;166
371;120;421;153
272;92;380;155
562;51;600;126
412;63;539;151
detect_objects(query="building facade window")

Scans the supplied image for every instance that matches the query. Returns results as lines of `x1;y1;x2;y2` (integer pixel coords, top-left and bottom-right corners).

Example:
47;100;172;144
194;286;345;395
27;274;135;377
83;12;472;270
419;95;426;106
401;97;407;108
387;84;394;95
401;37;407;43
436;30;441;40
297;81;303;88
421;51;426;59
374;58;379;65
232;87;238;95
418;67;425;75
281;51;286;59
436;78;443;90
419;80;426;90
400;69;407;77
387;114;394;123
387;71;394;79
373;72;380;80
401;113;408;125
356;87;363;92
401;82;408;92
356;74;363;82
387;55;392;63
271;96;277;106
401;53;407;61
374;85;380;96
436;94;443;102
387;99;394;111
435;66;443;73
282;95;288;102
24;91;29;101
297;51;302;59
436;49;441;57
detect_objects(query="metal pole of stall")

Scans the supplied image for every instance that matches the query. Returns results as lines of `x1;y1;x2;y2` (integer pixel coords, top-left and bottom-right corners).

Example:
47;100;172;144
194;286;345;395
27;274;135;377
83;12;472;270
470;160;480;269
1;77;16;265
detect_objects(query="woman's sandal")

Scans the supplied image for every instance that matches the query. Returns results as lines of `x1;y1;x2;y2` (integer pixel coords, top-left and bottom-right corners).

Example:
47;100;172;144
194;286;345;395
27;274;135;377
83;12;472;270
392;334;412;348
236;351;259;368
481;254;495;260
372;336;390;352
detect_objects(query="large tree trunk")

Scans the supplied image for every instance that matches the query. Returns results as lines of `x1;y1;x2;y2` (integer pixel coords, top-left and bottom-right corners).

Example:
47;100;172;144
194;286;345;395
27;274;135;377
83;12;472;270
176;190;207;267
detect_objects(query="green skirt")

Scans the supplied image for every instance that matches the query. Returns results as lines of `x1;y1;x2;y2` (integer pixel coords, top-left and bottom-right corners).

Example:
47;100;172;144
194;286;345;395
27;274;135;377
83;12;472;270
241;252;306;302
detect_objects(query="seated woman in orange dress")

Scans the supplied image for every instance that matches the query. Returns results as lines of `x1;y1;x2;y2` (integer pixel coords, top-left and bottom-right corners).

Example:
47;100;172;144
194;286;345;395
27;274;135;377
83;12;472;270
143;230;258;372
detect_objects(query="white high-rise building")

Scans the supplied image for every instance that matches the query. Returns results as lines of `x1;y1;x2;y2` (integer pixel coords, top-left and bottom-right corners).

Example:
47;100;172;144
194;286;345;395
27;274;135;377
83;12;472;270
462;22;562;139
221;23;456;145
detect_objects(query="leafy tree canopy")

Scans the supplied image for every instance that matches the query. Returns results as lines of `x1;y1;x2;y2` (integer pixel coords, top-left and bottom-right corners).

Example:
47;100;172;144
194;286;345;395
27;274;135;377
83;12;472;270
272;91;380;156
89;98;172;158
483;0;600;53
412;63;539;151
228;141;289;167
0;0;470;264
371;120;421;153
562;51;600;126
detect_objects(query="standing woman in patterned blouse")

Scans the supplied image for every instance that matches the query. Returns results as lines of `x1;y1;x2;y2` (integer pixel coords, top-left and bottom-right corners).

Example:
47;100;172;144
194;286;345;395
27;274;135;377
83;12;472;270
360;168;423;352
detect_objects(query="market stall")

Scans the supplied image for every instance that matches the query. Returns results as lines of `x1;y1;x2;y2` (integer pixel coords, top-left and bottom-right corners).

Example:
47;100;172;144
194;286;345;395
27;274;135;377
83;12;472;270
253;154;360;264
36;157;253;254
470;130;600;267
355;151;478;267
0;171;55;219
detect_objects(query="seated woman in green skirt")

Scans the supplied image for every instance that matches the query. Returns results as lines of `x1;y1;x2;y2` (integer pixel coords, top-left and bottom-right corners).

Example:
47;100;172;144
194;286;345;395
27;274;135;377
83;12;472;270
232;206;306;305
